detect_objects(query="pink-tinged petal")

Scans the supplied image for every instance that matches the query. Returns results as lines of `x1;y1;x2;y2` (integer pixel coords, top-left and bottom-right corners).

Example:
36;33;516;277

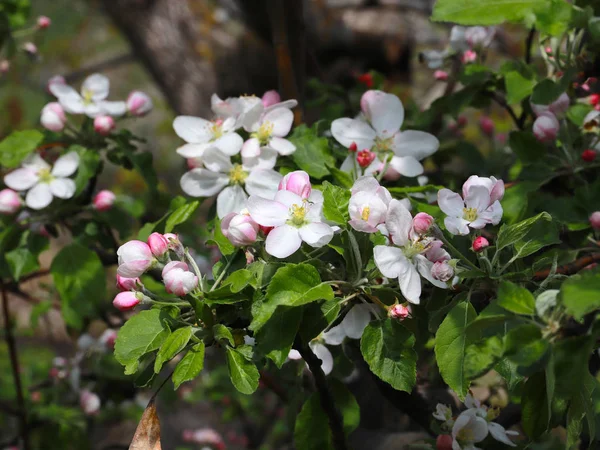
176;143;209;159
51;151;79;177
81;74;109;101
49;178;75;199
180;169;229;197
4;168;39;191
262;107;294;137
465;185;491;213
462;175;492;198
98;100;127;117
162;261;189;277
265;224;302;258
279;170;311;198
437;189;464;217
216;185;248;218
490;178;504;203
478;201;503;225
214;132;243;156
309;342;333;375
49;82;77;99
331;118;377;150
392;130;440;160
351;175;381;195
202;147;233;173
385;199;413;247
360;90;405;137
25;183;53;209
173;116;213;144
245;169;282;198
341;304;372;339
348;219;378;233
444;216;471;235
267;137;296;155
113;291;140;311
415;255;448;289
387;155;424;177
242;147;278;170
299;222;334;247
241;137;261;158
488;422;517;447
246;196;288;226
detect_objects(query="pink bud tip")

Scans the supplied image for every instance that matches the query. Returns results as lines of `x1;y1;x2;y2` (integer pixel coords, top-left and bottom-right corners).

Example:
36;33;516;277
94;115;115;135
412;212;434;234
461;50;477;64
357;73;374;88
582;149;597;162
113;291;140;311
356;150;376;168
0;60;9;73
23;42;37;55
389;304;410;320
37;16;51;29
0;189;22;215
472;236;490;252
431;261;454;282
590;94;600;107
532;113;559;142
434;70;449;81
590;211;600;230
348;142;358;152
93;190;116;211
261;90;281;108
479;116;495;136
147;232;169;257
116;274;140;292
126;90;153;116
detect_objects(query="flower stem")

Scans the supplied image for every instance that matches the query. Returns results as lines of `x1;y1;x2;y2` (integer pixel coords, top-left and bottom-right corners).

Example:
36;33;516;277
185;249;205;292
210;251;237;292
435;229;482;273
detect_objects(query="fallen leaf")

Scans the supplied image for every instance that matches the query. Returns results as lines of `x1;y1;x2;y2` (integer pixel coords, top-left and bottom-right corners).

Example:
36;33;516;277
129;398;162;450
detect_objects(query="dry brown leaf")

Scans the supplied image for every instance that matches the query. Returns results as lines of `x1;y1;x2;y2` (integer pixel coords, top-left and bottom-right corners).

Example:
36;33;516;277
129;398;162;450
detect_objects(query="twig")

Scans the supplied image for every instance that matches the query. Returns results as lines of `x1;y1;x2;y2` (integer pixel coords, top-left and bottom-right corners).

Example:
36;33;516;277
524;28;536;65
1;282;30;450
533;253;600;281
295;338;349;450
61;53;134;84
486;91;521;130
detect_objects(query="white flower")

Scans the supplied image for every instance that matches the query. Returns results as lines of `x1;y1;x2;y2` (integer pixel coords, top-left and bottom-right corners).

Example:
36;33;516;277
4;152;79;210
49;73;126;117
373;200;447;304
433;403;453;423
174;116;243;159
420;49;449;69
451;410;489;450
488;422;518;447
331;90;439;178
322;304;373;345
247;188;334;258
180;148;281;218
348;176;391;233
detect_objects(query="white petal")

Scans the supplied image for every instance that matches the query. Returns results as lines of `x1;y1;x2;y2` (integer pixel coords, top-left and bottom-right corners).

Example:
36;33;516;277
465;185;491;212
374;245;409;278
49;83;78;99
488;422;517;447
393;130;440;160
25;183;53;209
262;107;294;137
246;196;288;227
341;304;371;339
241;138;261;158
299;222;334;247
245;169;282;198
242;148;278;170
309;342;333;375
398;262;422;304
51;152;80;177
288;349;302;360
214;132;243;156
385;199;413;247
274;190;303;208
202;148;233;173
322;325;346;345
83;103;103;118
265;224;302;258
388;155;424;177
268;137;296;155
98;100;127;117
444;216;471;236
438;189;464;217
478;201;503;225
173;116;213;144
4;168;39;191
81;74;109;100
415;254;448;289
180;169;229;197
23;153;51;172
361;90;405;137
340;154;356;174
59;95;85;114
176;143;209;158
49;178;76;199
217;185;248;218
331;118;377;150
351;175;381;195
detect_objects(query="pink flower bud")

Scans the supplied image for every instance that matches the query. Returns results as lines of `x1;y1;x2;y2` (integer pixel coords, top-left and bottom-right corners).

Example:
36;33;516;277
93;190;116;211
183;428;225;448
431;260;454;282
472;236;489;252
147;232;169;257
462;49;477;64
187;157;202;170
40;102;66;132
113;291;141;311
162;261;198;296
532;112;559;142
582;149;597;162
0;60;9;73
389;304;410;320
437;435;453;450
117;240;154;277
278;170;312;199
116;274;140;292
126;90;153;116
94;115;115;135
434;70;449;81
412;212;434;234
590;211;600;230
479;116;495;136
221;212;259;246
99;329;117;349
261;90;281;108
31;391;42;402
46;75;65;94
0;189;22;215
37;16;51;29
348;142;358;153
357;150;376;168
80;390;101;416
23;42;37;55
531;92;570;118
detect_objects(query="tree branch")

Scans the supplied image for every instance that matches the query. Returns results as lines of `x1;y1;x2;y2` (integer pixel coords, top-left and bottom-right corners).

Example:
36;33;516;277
533;253;600;281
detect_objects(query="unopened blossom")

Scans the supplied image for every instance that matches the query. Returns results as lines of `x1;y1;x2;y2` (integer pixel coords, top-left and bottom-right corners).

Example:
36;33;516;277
462;50;477;64
472;236;490;252
93;190;116;211
116;274;140;292
436;435;453;450
99;329;117;350
322;304;373;345
479;116;495;136
183;428;225;449
332;90;439;178
356;149;376;168
186;157;203;170
278;170;312;199
37;16;51;29
412;212;434;234
126;90;153;116
0;189;22;214
180;147;282;218
261;90;281;108
4;152;79;210
162;261;198;296
40;102;66;132
590;211;600;229
247;186;333;258
221;210;259;246
241;106;297;165
113;291;141;311
389;303;410;320
426;240;451;263
531;92;570;118
357;73;374;88
23;42;37;55
147;232;169;257
80;390;101;415
348;176;391;233
116;240;154;277
582;149;597;162
49;73;126;117
94;115;115;135
434;70;449;81
431;260;454;282
374;200;448;304
163;233;182;251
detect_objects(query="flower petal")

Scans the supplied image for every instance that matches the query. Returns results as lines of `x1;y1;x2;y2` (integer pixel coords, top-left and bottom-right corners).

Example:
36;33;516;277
214;132;243;156
392;130;440;160
98;100;127;117
341;304;372;339
388;155;424;177
59;94;85;114
274;190;304;208
202;148;233;173
265;224;302;258
478;201;503;225
180;169;229;197
299;222;334;248
246;196;288;227
351;175;381;195
438;189;464;217
242;148;278;170
82;74;109;101
176;143;209;159
245;169;282;198
25;183;53;209
4;168;39;191
385;199;413;247
310;342;334;375
49;178;76;199
173;116;213;144
241;138;261;158
361;90;405;137
217;185;248;218
322;324;346;345
51;152;80;177
374;245;409;278
398;262;422;304
444;216;471;235
262;107;294;137
267;136;296;155
49;82;78;99
488;422;517;447
331;118;376;150
415;254;448;289
465;185;491;212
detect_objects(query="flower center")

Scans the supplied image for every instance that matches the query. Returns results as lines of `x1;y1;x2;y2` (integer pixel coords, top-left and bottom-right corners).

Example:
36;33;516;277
288;201;308;227
463;207;478;222
82;89;94;105
403;241;426;259
374;136;393;152
211;119;224;139
229;164;248;185
252;121;274;146
457;426;475;443
361;206;370;221
37;168;54;184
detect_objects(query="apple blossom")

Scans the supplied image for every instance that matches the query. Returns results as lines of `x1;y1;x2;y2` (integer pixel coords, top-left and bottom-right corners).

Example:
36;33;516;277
261;90;281;108
221;210;259;246
431;260;454;282
479;116;495;136
278;170;312;199
23;42;37;55
412;212;434;234
180;147;282;218
247;187;333;258
241;106;297;163
582;149;597;162
183;428;225;449
590;211;600;229
451;411;489;450
80;390;101;415
462;175;505;204
99;329;117;350
472;236;490;252
93;190;116;211
533;113;560;143
465;26;495;48
356;149;376;168
40;102;66;132
94;115;115;135
49;73;126;117
332;90;439;178
462;49;477;64
420;50;448;69
433;403;453;424
310;341;334;375
116;240;154;277
37;16;51;29
211;93;297;131
389;303;410;320
488;422;518;447
426;240;451;263
162;261;198;296
374;199;448;304
116;274;140;291
0;189;22;215
126;90;153;116
434;70;449;81
4;152;79;210
321;304;373;345
174;115;244;161
348;176;391;233
113;291;142;311
147;232;169;257
531;92;570;118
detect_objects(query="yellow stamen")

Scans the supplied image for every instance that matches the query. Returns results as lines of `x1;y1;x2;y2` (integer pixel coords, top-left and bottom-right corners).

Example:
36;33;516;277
82;89;94;105
37;168;54;184
361;206;370;221
229;164;248;185
252;121;274;146
288;201;308;226
463;207;478;222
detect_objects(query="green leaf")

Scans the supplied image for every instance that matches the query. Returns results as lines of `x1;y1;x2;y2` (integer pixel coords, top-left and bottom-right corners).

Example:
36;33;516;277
225;346;259;395
464;335;504;379
172;342;205;389
154;326;193;373
213;324;235;346
531;79;563;105
496;281;536;315
534;0;573;36
513;218;560;258
72;147;101;195
165;201;199;233
360;319;417;392
266;264;334;308
329;166;354;189
522;371;551;438
508;131;545;165
431;0;545;25
321;181;350;225
496;212;552;251
5;247;38;281
210;218;236;256
434;302;477;400
560;269;600;321
114;309;170;374
300;300;341;342
504;324;549;371
0;130;43;168
222;269;254;292
294;379;359;450
289;124;335;179
567;104;593;127
255;306;303;368
566;373;596;449
505;71;536;105
50;243;106;329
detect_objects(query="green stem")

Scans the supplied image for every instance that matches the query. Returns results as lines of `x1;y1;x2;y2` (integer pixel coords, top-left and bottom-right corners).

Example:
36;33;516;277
436;230;482;273
185;249;205;292
210;251;237;292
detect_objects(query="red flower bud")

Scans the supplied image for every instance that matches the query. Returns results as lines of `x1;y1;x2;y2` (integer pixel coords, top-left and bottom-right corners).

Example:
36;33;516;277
582;149;597;162
348;142;358;152
357;73;374;88
472;236;490;252
356;150;376;168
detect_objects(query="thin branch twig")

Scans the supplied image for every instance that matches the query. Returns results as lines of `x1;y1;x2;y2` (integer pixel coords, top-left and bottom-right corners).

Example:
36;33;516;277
533;253;600;281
